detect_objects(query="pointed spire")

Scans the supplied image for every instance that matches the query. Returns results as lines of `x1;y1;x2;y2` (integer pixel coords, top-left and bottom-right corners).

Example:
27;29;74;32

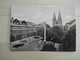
58;10;62;26
53;12;56;20
53;11;56;27
58;10;61;19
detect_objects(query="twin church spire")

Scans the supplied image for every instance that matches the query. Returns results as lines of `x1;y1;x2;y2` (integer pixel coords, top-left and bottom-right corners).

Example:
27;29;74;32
58;11;61;19
53;11;62;27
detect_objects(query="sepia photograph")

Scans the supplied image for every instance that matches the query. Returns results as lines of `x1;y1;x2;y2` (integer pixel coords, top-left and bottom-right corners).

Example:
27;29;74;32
10;6;76;51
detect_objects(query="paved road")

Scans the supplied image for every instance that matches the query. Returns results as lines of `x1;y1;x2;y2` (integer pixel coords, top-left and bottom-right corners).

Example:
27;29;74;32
11;37;43;51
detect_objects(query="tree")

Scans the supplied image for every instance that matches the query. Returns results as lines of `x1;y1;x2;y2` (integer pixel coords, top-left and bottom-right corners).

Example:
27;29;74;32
46;28;52;41
46;23;51;28
49;26;64;43
36;27;44;38
16;34;22;40
32;31;37;36
63;25;76;51
10;34;15;42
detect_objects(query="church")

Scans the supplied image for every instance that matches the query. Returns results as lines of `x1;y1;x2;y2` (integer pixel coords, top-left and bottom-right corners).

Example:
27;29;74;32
53;11;62;27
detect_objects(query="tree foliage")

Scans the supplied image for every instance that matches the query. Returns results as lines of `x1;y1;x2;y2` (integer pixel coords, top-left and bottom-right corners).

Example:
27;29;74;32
48;26;64;43
36;27;44;37
63;26;76;51
10;35;15;42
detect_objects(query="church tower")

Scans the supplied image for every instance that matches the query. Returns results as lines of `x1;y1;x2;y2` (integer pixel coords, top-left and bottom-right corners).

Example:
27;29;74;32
53;12;56;27
58;11;62;26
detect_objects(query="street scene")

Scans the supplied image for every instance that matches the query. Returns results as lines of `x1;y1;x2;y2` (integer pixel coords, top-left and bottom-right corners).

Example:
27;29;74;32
10;6;76;51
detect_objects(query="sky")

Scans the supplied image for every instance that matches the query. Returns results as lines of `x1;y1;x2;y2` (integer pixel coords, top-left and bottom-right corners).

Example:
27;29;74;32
11;6;75;26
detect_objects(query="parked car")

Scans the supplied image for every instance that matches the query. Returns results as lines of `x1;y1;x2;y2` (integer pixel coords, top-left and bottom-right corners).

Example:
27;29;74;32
13;43;24;48
33;36;43;39
11;40;27;48
20;40;27;43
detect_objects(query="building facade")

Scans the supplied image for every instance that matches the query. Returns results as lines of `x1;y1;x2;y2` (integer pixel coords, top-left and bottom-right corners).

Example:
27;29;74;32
64;19;76;31
10;18;37;41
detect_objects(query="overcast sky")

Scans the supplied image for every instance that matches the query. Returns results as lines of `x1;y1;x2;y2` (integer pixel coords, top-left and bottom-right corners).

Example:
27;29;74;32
11;6;75;26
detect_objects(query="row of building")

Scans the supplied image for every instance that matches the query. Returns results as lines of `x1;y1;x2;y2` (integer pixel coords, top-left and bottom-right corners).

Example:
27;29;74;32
10;18;45;41
10;11;76;41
